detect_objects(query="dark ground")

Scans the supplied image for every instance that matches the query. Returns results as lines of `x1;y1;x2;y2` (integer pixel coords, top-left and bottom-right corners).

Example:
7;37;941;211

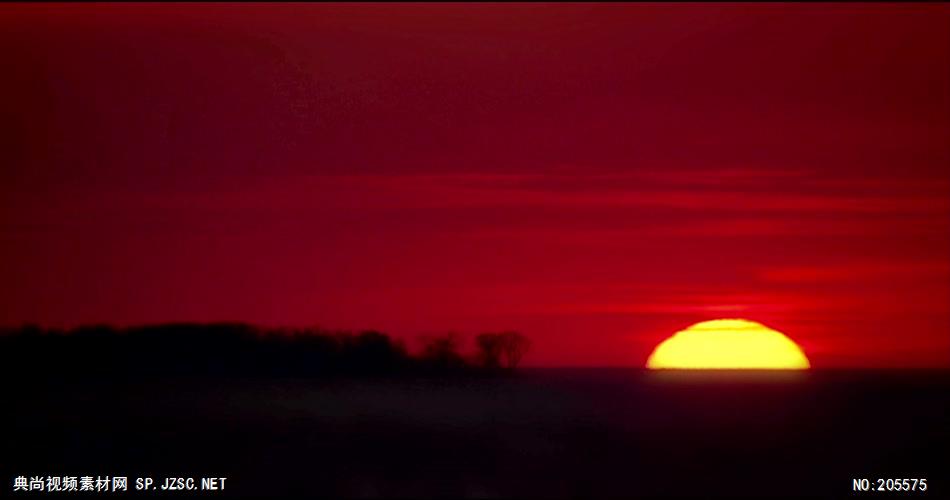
4;369;948;498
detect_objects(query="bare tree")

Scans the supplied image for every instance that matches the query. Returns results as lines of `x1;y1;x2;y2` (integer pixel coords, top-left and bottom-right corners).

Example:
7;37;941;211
499;331;530;369
475;333;504;369
420;332;465;368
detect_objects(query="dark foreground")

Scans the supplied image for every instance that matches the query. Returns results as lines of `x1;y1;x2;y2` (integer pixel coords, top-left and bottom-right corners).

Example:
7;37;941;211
4;369;948;498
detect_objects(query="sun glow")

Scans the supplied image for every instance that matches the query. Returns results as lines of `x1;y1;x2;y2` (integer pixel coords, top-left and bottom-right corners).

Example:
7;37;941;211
646;319;810;369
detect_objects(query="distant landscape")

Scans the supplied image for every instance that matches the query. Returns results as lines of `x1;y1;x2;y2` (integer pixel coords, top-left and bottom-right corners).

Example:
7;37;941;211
0;323;531;378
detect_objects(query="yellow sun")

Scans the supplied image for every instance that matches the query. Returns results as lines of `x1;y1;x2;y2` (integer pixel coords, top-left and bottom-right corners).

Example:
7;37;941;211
646;319;810;369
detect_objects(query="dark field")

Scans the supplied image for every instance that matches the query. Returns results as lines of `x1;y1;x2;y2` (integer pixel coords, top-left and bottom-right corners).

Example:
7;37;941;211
5;369;949;498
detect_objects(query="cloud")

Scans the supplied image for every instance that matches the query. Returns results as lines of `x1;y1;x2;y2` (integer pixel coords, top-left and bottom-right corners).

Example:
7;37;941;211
133;171;950;215
758;261;950;284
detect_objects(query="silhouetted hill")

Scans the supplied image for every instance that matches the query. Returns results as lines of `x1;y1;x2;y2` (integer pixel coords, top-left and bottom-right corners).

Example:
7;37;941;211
0;323;529;378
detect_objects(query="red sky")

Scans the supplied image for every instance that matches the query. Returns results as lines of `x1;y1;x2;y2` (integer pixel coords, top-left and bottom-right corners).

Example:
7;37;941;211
2;4;949;367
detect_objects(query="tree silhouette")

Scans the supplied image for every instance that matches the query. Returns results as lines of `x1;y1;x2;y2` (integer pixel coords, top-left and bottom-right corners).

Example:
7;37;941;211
0;324;530;377
499;331;530;369
475;331;530;369
420;333;465;368
475;333;504;369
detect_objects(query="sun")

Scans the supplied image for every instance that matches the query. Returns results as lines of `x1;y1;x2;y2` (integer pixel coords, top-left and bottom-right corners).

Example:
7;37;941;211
646;319;810;369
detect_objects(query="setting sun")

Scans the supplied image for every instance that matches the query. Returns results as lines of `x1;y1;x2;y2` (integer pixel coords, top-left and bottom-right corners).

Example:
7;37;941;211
646;319;810;369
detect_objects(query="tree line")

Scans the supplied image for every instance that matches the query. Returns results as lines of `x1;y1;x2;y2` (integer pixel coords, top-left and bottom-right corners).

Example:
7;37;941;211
0;323;530;378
